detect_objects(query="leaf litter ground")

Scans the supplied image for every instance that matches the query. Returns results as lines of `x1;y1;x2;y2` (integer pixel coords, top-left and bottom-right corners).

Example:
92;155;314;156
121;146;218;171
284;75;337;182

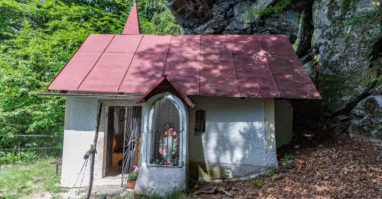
189;134;382;198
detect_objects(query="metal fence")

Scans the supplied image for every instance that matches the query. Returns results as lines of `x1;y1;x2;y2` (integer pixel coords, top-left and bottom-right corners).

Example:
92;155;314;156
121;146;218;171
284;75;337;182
0;134;63;161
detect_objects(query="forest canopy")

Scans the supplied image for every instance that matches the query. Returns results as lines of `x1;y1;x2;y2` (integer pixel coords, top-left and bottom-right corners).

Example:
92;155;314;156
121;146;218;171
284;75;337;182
0;0;183;160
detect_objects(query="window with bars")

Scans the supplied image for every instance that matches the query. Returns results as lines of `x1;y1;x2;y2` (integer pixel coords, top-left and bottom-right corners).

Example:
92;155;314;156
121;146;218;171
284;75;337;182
195;110;206;133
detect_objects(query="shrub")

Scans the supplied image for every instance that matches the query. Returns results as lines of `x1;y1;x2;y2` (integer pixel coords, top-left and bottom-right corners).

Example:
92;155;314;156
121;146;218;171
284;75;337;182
128;172;139;181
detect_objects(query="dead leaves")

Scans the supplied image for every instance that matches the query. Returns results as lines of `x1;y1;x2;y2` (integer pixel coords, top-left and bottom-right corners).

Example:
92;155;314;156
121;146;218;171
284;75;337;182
193;184;233;197
189;135;382;198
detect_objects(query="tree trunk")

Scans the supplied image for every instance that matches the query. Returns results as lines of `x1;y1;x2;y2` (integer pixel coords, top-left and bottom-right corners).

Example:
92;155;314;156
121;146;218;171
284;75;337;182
86;102;103;199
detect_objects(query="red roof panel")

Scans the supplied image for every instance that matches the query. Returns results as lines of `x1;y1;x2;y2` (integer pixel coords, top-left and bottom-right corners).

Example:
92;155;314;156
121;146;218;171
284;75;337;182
230;35;262;55
261;35;296;56
106;35;143;53
201;35;231;54
47;51;103;91
200;53;240;97
164;53;200;95
136;35;171;54
78;34;114;52
268;55;321;99
169;35;200;55
118;35;171;93
234;54;279;98
119;51;167;94
78;52;135;92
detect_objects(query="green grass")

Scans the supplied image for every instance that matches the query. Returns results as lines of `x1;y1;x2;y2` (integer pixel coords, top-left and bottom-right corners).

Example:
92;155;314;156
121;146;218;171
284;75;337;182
283;154;295;163
249;179;265;188
0;158;63;199
268;168;278;177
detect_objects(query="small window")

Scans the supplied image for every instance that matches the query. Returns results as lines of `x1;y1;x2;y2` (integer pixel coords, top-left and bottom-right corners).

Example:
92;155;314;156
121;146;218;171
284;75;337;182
195;110;206;132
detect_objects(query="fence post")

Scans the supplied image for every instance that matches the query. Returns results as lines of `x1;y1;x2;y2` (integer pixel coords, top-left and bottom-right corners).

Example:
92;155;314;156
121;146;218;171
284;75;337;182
18;140;21;160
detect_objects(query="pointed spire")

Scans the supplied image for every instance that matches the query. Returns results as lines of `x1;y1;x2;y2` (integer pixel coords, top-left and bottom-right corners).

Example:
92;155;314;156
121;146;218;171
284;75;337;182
122;3;140;34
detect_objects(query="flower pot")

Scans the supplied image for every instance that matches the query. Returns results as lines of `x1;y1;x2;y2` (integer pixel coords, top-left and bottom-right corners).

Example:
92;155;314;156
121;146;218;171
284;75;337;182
127;180;136;189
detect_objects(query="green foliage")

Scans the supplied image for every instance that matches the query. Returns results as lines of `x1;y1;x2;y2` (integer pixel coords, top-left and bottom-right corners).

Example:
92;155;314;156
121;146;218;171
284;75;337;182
258;0;291;15
0;151;37;164
0;0;183;160
371;77;382;84
222;167;231;180
249;179;265;188
0;0;129;150
128;171;139;181
137;0;183;34
268;168;278;177
283;154;295;163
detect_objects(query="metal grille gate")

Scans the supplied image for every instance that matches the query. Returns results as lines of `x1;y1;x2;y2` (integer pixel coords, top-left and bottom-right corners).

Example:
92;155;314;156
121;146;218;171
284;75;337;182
121;106;142;186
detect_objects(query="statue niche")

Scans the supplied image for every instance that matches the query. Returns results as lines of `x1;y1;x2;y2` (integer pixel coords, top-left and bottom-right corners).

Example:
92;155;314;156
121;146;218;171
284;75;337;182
150;97;181;167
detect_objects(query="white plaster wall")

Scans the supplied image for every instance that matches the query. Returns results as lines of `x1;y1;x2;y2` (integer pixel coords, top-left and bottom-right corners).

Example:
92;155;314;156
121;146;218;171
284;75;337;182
61;130;106;187
61;95;279;186
188;96;278;179
61;97;142;187
275;100;294;148
61;96;106;187
61;96;121;187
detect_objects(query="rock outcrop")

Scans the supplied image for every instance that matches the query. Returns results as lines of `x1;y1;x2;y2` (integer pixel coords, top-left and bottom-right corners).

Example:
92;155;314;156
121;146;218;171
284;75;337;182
167;0;382;138
350;95;382;139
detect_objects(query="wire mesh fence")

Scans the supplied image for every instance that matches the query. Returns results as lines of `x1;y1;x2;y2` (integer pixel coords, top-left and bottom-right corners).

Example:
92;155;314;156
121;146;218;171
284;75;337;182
0;134;63;164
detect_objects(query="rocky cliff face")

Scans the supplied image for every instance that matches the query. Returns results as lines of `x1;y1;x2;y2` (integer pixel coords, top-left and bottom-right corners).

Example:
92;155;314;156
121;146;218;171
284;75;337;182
168;0;382;139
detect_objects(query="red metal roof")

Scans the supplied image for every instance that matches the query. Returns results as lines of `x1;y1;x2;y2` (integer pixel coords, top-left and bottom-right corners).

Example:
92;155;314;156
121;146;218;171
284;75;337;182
47;4;321;100
47;34;321;99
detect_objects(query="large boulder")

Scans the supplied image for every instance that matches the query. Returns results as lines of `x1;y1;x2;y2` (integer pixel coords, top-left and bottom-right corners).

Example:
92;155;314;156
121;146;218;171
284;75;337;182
349;95;382;139
168;0;314;54
311;0;381;112
311;0;381;138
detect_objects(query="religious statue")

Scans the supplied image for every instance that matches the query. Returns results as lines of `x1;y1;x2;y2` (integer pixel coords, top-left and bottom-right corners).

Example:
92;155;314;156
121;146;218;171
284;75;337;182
159;123;178;161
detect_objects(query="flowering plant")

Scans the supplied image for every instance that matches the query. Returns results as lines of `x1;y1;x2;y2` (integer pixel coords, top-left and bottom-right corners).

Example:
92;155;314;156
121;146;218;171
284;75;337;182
164;128;177;137
133;165;140;173
128;165;139;181
152;156;179;166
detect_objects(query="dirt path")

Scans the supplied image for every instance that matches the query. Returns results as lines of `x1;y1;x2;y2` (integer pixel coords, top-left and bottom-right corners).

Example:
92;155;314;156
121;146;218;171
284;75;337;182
189;135;382;198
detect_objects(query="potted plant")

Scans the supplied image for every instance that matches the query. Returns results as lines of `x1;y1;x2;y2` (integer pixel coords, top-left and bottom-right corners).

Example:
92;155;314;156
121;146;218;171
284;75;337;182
127;165;139;189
